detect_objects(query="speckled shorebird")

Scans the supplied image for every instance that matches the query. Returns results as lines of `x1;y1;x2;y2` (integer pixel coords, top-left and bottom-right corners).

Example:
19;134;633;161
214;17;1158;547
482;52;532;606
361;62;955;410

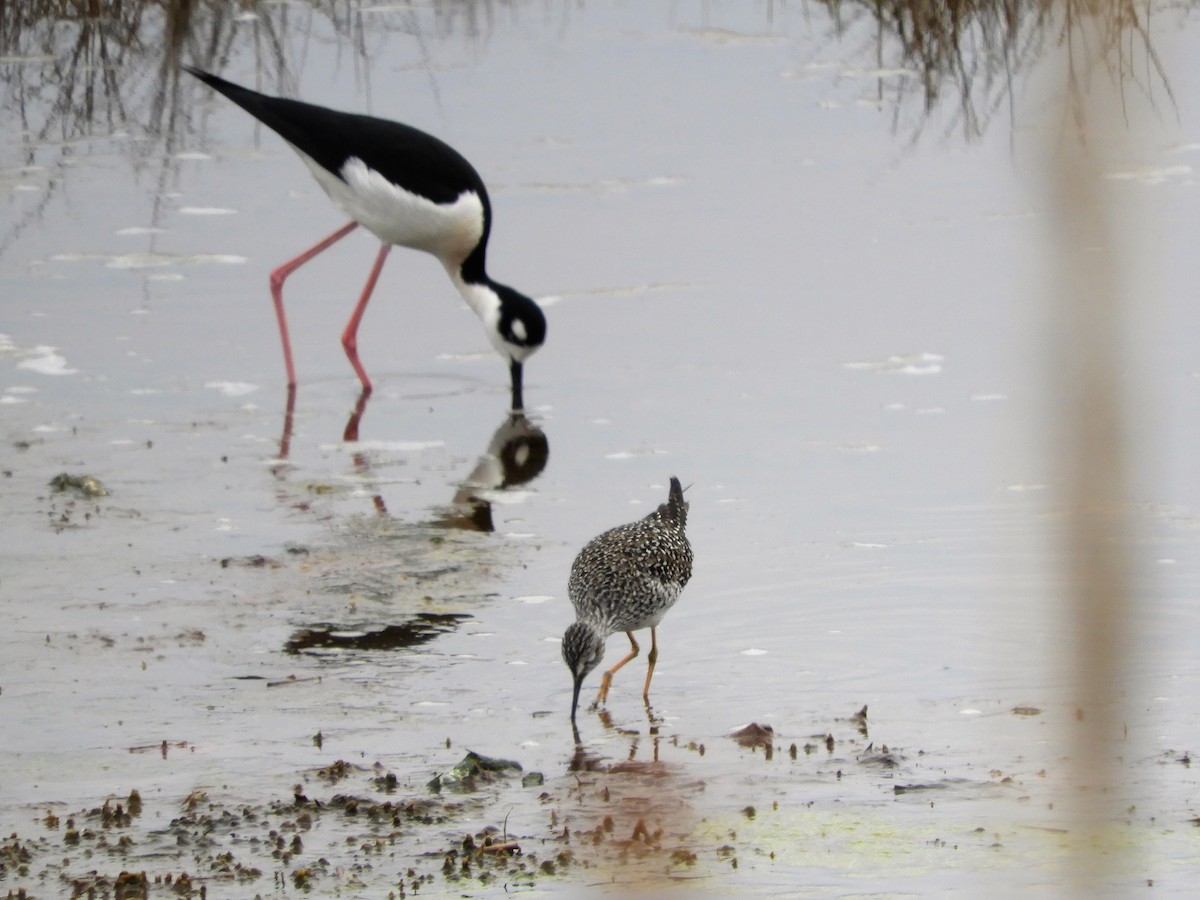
561;477;693;721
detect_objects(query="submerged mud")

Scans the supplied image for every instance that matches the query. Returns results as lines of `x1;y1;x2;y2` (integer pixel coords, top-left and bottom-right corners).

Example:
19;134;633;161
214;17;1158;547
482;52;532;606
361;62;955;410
1;706;898;897
8;685;1191;897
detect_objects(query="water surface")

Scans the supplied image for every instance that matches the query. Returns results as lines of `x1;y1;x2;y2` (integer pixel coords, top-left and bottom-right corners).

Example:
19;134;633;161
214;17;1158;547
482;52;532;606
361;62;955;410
3;2;1200;895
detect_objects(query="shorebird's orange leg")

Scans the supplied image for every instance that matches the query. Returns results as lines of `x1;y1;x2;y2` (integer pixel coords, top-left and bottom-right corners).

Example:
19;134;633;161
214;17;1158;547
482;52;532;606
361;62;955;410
593;631;640;707
642;627;659;701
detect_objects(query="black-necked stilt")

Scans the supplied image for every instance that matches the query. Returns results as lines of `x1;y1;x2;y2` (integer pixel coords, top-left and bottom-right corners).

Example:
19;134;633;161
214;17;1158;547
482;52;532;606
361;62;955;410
561;478;693;722
184;66;546;410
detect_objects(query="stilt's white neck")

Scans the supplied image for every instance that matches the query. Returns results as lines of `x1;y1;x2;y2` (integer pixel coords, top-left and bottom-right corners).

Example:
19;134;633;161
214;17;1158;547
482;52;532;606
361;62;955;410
445;263;508;357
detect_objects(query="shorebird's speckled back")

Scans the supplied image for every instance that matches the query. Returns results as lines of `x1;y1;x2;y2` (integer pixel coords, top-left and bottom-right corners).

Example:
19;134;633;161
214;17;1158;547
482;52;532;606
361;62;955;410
567;479;692;633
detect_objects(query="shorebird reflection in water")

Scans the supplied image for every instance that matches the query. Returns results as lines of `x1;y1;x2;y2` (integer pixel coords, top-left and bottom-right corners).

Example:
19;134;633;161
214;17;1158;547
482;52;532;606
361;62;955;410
562;478;693;722
184;67;546;409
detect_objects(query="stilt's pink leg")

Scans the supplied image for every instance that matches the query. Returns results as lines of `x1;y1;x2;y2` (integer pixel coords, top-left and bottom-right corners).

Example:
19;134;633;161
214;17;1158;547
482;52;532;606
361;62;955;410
268;221;359;386
277;384;297;462
343;386;372;443
340;242;391;392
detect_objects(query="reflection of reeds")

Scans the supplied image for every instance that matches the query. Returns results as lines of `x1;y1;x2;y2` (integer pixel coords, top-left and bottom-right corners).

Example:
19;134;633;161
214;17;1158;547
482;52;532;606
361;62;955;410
0;0;1177;146
0;1;323;256
0;0;450;169
0;0;273;144
4;0;154;141
828;0;1174;140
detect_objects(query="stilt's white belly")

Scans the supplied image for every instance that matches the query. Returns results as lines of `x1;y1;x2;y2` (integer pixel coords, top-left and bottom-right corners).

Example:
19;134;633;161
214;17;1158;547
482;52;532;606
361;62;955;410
297;151;485;265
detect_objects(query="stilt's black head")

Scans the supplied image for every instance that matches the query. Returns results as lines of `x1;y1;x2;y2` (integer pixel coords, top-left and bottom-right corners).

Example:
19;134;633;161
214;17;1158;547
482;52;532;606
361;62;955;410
495;286;547;357
485;285;544;411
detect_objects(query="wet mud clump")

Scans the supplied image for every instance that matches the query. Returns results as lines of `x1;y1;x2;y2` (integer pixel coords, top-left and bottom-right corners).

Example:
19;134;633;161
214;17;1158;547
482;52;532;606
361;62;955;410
427;751;527;792
49;473;109;498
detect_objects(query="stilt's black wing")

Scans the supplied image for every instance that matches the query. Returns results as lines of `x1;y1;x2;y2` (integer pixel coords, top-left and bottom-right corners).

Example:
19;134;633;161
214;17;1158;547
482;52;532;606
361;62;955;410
184;66;488;207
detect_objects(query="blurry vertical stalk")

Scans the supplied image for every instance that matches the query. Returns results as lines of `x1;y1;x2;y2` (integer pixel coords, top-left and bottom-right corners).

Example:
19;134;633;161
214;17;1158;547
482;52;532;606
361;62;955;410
1046;4;1135;891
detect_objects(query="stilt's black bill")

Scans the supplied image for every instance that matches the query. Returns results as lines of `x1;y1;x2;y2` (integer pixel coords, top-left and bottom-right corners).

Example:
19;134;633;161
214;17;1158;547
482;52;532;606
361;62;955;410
510;359;524;411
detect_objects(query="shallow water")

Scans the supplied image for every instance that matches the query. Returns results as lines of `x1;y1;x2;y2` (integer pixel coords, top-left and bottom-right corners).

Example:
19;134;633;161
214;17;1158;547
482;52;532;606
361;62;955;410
4;1;1200;896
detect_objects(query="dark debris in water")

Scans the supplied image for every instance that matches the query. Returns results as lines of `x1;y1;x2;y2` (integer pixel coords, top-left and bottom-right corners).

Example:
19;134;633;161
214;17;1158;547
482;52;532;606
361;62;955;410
729;723;774;749
893;778;975;795
857;743;903;768
893;782;950;795
850;704;869;737
314;759;359;784
285;613;471;655
722;705;883;768
219;553;281;569
729;723;777;759
1160;749;1192;767
128;740;190;758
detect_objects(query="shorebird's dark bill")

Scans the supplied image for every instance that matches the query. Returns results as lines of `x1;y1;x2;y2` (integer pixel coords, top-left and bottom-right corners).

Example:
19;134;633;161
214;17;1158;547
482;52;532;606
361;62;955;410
570;677;583;722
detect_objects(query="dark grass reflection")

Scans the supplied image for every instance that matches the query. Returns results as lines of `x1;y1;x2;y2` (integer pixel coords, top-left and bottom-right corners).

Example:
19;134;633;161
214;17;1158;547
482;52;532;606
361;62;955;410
824;0;1175;142
0;0;1178;151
